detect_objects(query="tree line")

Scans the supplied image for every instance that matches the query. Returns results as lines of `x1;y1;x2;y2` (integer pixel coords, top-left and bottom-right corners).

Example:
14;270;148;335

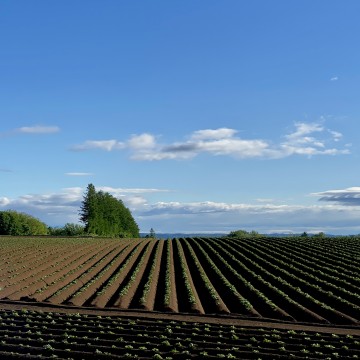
0;184;139;238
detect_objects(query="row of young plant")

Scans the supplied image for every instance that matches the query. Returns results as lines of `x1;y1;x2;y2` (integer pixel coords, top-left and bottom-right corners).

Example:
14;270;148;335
0;245;88;300
238;236;360;303
180;238;258;316
90;241;147;307
35;244;119;301
256;237;359;276
0;237;99;281
298;237;358;262
270;239;360;287
0;308;358;359
193;237;295;320
114;240;155;307
38;242;121;289
198;237;327;323
163;239;172;310
0;236;63;262
180;238;228;313
1;308;359;340
0;243;53;274
279;237;359;276
0;240;104;299
138;240;163;308
30;240;129;303
67;240;144;305
202;237;328;323
250;236;360;290
228;237;360;322
213;237;358;324
173;239;203;313
0;242;71;284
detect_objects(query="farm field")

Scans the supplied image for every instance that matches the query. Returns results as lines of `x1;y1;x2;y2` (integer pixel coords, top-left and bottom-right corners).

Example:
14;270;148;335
0;306;359;359
0;235;359;358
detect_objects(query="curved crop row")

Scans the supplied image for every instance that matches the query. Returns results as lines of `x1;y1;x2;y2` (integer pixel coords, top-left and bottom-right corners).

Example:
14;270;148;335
0;236;358;325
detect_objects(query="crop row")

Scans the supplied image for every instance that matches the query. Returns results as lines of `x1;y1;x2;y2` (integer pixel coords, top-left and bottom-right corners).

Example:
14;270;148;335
0;308;359;359
0;236;359;325
203;237;359;324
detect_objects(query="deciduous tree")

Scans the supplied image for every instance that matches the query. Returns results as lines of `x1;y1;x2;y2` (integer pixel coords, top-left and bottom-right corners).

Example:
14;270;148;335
0;210;48;235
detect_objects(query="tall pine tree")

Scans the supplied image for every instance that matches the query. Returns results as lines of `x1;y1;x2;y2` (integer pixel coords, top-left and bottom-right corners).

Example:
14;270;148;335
79;183;98;234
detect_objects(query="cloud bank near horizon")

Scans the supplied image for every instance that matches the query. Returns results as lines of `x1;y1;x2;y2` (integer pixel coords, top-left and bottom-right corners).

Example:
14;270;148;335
312;187;360;206
71;122;350;161
1;186;360;234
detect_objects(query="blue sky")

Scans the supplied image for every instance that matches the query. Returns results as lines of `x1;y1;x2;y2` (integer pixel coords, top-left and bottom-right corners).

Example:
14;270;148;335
1;1;360;234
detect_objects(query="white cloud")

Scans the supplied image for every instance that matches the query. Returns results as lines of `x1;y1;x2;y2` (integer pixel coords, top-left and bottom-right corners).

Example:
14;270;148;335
285;122;324;140
71;140;125;151
1;186;360;234
17;125;60;134
311;187;360;206
65;172;94;176
197;138;269;158
0;125;60;138
190;128;238;140
0;197;11;206
0;186;169;225
330;76;339;81
275;122;349;158
70;122;349;160
256;198;275;203
127;133;156;149
329;130;343;142
136;200;360;234
98;186;170;195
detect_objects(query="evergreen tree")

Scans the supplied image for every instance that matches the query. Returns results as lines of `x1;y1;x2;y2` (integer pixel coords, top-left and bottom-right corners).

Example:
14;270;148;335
79;183;98;234
79;184;139;237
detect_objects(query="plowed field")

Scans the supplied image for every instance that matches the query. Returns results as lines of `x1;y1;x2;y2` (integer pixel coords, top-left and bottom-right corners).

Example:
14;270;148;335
1;236;359;324
0;236;359;359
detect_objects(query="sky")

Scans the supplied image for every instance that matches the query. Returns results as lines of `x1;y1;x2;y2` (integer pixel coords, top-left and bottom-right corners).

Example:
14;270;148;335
1;1;360;234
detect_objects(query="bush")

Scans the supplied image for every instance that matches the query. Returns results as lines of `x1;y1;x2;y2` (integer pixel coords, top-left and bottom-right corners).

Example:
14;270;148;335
0;210;48;235
48;223;85;236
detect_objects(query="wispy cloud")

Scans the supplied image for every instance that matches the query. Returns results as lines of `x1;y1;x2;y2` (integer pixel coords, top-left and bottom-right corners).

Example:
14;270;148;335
330;76;339;81
16;125;60;134
328;130;343;142
0;124;60;138
0;197;11;206
274;122;348;157
0;168;12;173
71;140;125;151
191;128;237;140
71;122;349;161
127;133;157;150
65;172;94;176
135;200;360;234
98;186;170;195
312;187;360;206
1;186;360;234
0;186;170;225
256;198;276;203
